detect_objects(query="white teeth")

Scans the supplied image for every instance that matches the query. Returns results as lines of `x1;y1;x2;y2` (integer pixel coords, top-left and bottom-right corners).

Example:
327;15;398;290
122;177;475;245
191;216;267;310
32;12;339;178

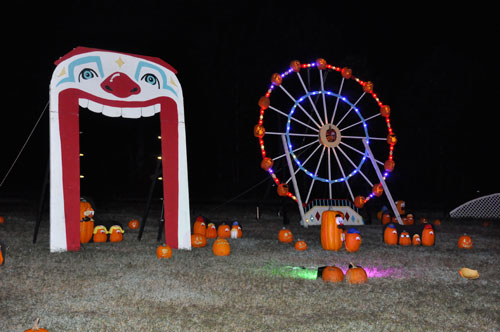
102;106;121;117
78;99;160;118
122;108;142;119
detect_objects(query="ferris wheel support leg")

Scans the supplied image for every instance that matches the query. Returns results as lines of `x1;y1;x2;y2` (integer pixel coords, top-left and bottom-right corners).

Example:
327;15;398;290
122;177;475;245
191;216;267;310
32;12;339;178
281;135;307;227
362;139;404;225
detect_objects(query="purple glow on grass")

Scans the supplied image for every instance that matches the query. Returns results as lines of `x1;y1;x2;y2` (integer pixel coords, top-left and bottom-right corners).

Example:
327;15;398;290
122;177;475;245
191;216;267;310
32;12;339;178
340;266;405;279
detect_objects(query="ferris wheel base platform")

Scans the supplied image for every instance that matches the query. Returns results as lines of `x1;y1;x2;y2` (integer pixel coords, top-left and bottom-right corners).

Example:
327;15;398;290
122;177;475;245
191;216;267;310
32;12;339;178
300;199;364;227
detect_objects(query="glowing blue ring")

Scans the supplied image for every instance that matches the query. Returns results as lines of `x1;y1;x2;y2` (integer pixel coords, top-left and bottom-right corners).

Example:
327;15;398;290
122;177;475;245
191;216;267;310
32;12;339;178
286;90;370;184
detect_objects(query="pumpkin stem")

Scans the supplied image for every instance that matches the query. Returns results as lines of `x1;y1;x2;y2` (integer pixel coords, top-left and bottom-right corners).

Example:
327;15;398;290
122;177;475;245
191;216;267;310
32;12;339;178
32;317;40;330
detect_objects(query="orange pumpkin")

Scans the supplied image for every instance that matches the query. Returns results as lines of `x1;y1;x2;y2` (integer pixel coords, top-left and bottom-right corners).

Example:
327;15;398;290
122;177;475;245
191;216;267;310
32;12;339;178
230;223;242;239
380;105;391;117
271;73;282;85
80;219;94;244
345;229;362;252
79;200;94;220
412;234;421;246
156;243;172;259
24;318;48;332
0;243;4;266
109;225;124;242
458;234;473;249
384;224;398;245
384;159;395;172
294;240;308;251
354;196;365;208
258;96;270;109
205;223;217;239
321;266;344;283
387;133;397;145
92;225;108;243
363;81;374;93
191;233;207;248
217;223;231;238
260;157;274;171
278;227;293;243
0;216;5;224
193;217;207;235
406;214;415;225
277;183;289;196
212;238;231;256
341;67;352;79
396;200;405;215
290;60;301;72
346;263;368;284
128;219;139;230
422;225;435;246
399;231;411;246
321;211;344;251
253;124;266;138
382;213;391;225
433;219;441;226
316;58;327;69
372;184;383;197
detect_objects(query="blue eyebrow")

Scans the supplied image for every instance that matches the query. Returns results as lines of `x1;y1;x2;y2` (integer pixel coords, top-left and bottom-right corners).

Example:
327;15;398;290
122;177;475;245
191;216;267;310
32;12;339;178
135;61;177;97
56;56;104;87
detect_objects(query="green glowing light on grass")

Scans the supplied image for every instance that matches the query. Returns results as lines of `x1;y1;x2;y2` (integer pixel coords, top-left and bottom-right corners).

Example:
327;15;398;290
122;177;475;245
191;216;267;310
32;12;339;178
270;265;318;280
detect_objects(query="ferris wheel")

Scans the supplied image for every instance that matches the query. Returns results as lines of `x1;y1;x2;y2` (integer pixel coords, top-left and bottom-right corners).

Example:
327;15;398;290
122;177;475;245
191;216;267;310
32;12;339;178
254;58;403;225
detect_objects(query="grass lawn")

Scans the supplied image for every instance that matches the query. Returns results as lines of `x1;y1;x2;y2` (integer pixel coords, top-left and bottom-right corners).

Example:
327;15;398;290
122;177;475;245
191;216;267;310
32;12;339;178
1;200;499;331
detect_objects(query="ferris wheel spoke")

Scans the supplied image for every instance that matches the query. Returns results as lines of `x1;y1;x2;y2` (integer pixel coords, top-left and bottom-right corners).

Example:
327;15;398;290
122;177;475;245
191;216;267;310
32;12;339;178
296;72;325;126
319;70;329;124
336;145;374;187
266;131;318;138
285;142;322;184
268;105;319;133
339;113;381;132
339;141;384;167
305;146;326;203
327;147;332;199
336;92;366;127
331;147;355;201
330;77;345;124
278;85;322;128
342;135;386;141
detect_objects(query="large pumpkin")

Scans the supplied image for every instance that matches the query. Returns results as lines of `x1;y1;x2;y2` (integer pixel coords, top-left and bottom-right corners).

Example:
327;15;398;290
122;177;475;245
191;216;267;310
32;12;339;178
212;238;231;256
458;234;473;249
278;227;293;243
321;266;344;283
205;223;217;239
345;263;368;284
345;228;362;252
217;223;231;238
321;211;344;251
384;224;398;245
156;243;172;259
421;224;435;246
80;200;94;220
80;219;94;244
191;233;207;248
193;216;207;235
109;225;124;242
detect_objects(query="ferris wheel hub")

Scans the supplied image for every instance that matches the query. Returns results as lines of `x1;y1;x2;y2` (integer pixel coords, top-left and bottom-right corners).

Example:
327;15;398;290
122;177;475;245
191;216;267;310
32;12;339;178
318;124;341;148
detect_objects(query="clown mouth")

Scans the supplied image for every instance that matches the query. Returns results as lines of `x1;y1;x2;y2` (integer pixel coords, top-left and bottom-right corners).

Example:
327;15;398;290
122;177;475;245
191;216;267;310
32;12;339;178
78;98;161;118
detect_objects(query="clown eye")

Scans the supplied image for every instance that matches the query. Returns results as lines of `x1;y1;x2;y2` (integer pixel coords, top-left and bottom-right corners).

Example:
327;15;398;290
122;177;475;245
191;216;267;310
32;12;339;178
141;73;160;87
79;68;98;81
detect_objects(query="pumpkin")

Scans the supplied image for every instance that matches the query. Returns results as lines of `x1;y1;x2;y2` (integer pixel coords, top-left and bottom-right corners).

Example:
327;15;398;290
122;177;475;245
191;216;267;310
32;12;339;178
384;224;398;245
0;243;4;266
387;133;397;145
363;81;374;93
399;231;411;246
345;228;362;252
354;196;365;208
278;227;293;243
294;240;308;251
191;233;207;248
421;224;435;246
433;219;441;226
92;225;108;243
341;67;352;79
321;211;344;251
109;225;124;242
260;157;274;171
406;214;415;225
290;60;301;72
271;73;282;85
253;124;266;138
316;58;327;69
372;183;383;197
396;200;405;215
128;219;139;230
24;318;48;332
156;243;172;259
412;234;421;246
459;267;479;279
458;234;473;249
345;263;368;284
277;183;289;196
321;266;344;283
0;216;4;224
205;223;217;239
258;96;270;109
217;223;231;238
212;238;230;256
230;222;242;239
382;213;391;225
80;219;94;244
80;200;94;220
380;105;391;117
384;159;395;172
193;217;206;235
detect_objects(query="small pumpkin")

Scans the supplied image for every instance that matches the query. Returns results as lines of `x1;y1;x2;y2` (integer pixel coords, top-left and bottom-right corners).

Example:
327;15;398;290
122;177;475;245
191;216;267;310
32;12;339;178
217;223;231;238
294;240;308;251
354;196;365;208
345;263;368;284
80;218;94;244
396;200;405;215
24;318;48;332
278;227;293;243
405;214;415;225
277;183;289;196
212;238;231;256
230;222;242;239
156;243;172;259
0;243;4;266
109;225;125;242
433;219;441;226
421;224;435;246
458;234;473;249
459;267;479;279
372;183;383;197
205;223;217;239
381;213;391;225
191;233;207;248
412;234;421;246
193;216;207;235
0;216;5;224
321;266;344;283
92;225;108;243
271;73;282;85
399;231;411;246
290;60;301;72
341;67;352;79
345;228;362;252
128;219;140;230
316;58;327;70
260;157;274;171
383;223;398;245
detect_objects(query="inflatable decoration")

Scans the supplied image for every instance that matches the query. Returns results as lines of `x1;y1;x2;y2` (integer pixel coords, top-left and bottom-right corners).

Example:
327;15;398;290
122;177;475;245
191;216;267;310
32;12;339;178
49;47;190;252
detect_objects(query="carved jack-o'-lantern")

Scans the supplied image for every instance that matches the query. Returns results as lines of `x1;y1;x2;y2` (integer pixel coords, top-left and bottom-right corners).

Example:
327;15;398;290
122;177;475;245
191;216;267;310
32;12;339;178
380;105;391;117
458;234;473;249
363;81;374;93
217;223;231;239
278;227;293;243
205;223;217;239
93;225;108;243
294;240;308;251
109;225;124;243
191;233;207;248
387;134;397;145
212;238;231;256
341;67;352;79
277;183;289;196
258;96;270;109
271;73;283;85
384;224;398;245
345;228;362;252
412;234;421;246
253;124;266;138
316;58;327;70
422;224;435;246
372;184;384;197
128;219;139;230
260;157;274;171
354;196;365;209
399;231;411;246
156;243;172;259
290;60;301;72
384;159;395;172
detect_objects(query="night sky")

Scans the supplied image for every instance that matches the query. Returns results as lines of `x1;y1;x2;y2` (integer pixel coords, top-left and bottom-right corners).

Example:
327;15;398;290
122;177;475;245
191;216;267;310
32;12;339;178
1;2;498;213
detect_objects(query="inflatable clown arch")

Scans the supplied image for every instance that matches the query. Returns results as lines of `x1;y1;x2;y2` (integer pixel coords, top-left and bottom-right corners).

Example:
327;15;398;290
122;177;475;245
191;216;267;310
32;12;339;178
49;47;191;252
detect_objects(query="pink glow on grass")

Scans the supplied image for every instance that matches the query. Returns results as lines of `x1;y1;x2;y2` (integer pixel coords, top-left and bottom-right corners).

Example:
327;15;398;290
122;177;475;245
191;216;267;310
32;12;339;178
340;266;405;279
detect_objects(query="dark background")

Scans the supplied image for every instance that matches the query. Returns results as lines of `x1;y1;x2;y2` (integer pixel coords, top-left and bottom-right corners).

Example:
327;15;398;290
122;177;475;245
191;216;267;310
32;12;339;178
1;1;498;214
